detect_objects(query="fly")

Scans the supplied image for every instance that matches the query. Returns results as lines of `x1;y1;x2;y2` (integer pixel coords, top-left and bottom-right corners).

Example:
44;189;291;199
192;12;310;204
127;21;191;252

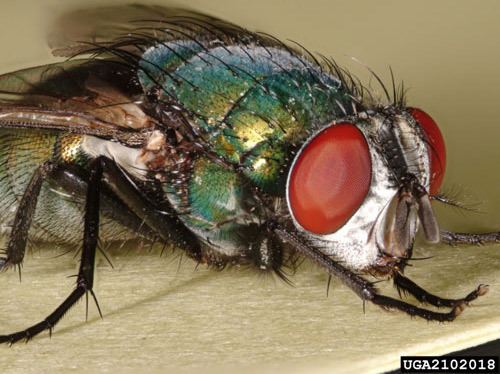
0;5;498;344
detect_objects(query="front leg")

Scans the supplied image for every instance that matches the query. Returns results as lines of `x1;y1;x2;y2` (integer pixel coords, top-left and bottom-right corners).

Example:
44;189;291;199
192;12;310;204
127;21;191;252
272;226;487;321
432;194;500;246
440;230;500;246
393;272;488;308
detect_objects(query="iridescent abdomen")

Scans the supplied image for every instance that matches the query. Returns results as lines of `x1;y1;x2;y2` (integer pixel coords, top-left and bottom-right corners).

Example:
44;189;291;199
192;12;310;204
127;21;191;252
0;129;137;244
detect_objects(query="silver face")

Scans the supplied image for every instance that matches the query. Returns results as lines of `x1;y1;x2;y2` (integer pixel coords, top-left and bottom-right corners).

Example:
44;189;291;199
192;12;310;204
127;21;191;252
286;110;432;271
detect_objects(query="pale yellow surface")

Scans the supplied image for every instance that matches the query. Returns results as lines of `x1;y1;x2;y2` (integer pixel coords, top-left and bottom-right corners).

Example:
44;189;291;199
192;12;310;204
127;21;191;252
0;1;499;373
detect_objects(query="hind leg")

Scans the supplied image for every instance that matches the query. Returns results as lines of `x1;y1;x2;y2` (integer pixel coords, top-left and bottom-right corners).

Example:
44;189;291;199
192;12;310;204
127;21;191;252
0;162;54;275
0;156;202;344
0;158;104;343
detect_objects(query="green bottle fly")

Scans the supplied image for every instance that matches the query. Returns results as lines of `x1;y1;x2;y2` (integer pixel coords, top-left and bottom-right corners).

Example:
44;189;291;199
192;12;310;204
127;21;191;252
0;5;497;344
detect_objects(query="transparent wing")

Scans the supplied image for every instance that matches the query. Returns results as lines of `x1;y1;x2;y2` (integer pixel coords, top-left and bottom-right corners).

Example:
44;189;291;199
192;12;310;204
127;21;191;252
48;5;223;57
0;59;153;140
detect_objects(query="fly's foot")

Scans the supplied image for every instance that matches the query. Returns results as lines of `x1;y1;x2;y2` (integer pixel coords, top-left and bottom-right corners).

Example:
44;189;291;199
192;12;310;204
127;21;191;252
451;302;467;318
450;285;489;318
462;284;489;304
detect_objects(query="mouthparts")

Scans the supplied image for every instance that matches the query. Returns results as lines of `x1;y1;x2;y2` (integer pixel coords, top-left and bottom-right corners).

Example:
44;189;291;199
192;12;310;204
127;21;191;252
373;174;440;261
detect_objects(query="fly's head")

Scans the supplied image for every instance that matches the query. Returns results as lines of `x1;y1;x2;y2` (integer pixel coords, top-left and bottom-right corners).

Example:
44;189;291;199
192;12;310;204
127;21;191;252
286;106;446;277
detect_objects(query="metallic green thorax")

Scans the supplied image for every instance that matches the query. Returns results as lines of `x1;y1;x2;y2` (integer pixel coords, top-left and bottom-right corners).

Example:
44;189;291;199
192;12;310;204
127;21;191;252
139;42;355;247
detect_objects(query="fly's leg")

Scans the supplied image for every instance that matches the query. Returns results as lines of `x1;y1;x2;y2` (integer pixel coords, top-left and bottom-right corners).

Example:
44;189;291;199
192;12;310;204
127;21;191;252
49;166;159;242
248;229;297;284
272;226;487;321
0;157;105;344
0;156;202;344
393;272;488;308
432;195;500;245
440;230;500;246
0;161;54;274
94;157;201;260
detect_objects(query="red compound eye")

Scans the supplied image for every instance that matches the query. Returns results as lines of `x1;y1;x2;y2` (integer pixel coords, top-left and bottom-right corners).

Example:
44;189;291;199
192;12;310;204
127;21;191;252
409;108;446;195
288;123;372;235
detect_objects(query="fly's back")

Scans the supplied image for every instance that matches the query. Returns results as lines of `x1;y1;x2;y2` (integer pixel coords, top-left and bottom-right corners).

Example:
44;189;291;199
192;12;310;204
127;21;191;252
139;42;355;194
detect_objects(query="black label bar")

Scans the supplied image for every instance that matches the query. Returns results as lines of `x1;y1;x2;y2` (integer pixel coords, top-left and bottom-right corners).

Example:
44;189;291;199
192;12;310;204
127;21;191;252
400;356;499;373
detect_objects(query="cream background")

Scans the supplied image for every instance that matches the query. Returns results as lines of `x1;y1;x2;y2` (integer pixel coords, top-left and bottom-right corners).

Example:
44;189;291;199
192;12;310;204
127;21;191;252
0;1;499;373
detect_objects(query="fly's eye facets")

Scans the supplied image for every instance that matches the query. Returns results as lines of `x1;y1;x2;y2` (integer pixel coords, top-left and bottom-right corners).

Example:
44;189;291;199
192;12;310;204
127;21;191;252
288;123;372;235
409;108;446;195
